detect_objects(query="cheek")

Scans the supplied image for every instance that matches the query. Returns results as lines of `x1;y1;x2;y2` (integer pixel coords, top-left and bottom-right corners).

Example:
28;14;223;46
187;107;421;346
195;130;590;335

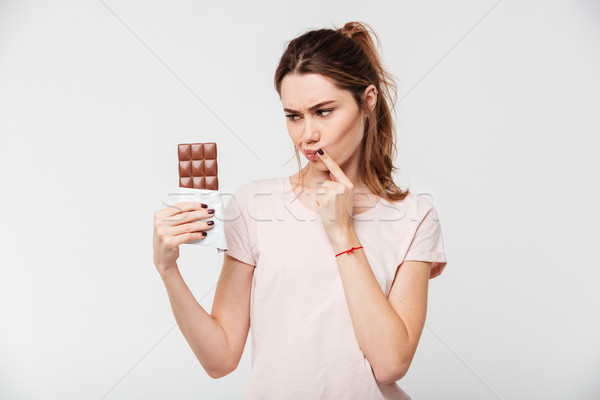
333;113;363;142
327;116;363;159
286;123;301;143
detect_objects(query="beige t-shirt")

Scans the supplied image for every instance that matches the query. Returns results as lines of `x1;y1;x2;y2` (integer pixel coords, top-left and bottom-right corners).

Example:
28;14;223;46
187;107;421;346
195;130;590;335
223;176;448;400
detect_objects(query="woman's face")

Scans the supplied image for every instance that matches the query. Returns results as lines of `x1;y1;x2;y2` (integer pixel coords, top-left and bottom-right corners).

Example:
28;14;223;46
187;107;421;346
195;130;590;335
280;73;374;171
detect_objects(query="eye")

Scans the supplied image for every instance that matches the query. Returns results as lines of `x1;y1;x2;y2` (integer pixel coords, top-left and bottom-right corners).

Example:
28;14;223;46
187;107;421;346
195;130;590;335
285;109;334;122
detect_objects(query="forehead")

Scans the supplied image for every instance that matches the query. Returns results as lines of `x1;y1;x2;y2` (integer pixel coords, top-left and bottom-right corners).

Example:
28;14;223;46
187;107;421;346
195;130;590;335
280;73;349;108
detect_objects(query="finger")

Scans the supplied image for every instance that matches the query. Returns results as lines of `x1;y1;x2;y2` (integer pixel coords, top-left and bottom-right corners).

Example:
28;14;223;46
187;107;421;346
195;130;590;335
172;231;208;247
315;148;353;187
164;209;215;226
158;201;208;219
169;219;215;235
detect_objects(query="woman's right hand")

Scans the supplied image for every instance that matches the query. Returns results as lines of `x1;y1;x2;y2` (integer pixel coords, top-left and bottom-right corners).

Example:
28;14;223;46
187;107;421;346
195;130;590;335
153;201;216;275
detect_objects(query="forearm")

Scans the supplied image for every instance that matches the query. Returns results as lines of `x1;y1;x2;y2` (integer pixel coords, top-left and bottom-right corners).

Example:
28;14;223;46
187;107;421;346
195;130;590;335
332;231;409;382
160;266;232;378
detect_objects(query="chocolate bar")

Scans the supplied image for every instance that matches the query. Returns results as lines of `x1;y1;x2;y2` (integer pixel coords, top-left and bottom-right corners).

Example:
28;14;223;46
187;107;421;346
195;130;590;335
178;142;219;190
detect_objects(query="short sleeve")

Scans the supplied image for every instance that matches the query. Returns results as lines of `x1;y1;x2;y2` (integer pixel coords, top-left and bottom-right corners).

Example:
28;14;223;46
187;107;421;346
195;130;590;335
404;202;448;279
223;184;257;266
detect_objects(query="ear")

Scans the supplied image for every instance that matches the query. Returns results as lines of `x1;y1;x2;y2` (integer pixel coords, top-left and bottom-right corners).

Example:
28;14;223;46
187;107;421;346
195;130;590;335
362;84;378;117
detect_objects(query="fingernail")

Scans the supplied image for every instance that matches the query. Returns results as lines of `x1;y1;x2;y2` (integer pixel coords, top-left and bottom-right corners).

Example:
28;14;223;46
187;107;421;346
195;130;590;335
317;148;324;155
202;231;207;236
207;220;214;226
201;203;208;208
208;209;215;214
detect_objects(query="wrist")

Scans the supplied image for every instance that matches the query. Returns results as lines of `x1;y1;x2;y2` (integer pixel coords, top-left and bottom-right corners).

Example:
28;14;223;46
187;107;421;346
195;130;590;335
158;263;180;278
331;230;361;255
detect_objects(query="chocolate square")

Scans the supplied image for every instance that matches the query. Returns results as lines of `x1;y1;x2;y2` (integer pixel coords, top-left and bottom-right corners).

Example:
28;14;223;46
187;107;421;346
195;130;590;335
178;142;219;190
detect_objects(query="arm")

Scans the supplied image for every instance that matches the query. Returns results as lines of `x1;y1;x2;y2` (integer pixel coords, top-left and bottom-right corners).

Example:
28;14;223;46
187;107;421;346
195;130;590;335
332;230;431;384
160;253;254;378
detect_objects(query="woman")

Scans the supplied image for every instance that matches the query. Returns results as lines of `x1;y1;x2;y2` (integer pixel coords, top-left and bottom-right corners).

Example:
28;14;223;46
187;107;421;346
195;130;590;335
153;21;448;400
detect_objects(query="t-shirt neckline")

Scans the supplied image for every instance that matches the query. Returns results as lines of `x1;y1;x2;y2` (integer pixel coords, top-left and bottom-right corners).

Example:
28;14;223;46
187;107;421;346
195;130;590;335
283;176;383;218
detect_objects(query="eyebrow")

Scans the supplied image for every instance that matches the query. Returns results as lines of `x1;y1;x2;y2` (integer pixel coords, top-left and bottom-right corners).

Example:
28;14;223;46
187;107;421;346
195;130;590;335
283;100;337;114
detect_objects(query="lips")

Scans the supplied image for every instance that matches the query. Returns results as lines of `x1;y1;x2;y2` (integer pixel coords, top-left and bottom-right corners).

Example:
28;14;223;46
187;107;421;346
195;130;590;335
303;150;317;160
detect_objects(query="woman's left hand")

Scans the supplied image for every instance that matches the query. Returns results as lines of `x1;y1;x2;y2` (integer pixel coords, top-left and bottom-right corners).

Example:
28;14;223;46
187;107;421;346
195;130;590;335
313;148;356;243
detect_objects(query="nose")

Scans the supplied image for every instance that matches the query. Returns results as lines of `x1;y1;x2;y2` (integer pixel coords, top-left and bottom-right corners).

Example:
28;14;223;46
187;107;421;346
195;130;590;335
301;116;320;144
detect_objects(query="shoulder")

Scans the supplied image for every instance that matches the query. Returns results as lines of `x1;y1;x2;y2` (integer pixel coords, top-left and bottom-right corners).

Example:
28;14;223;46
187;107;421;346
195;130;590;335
230;177;285;204
234;177;282;194
382;192;436;221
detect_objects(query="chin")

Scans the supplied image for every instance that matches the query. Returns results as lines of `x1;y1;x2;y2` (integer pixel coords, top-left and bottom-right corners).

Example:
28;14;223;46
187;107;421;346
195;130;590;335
312;162;329;171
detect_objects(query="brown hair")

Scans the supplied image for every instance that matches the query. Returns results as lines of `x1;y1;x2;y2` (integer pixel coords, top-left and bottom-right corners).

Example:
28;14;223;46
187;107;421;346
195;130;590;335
274;21;409;202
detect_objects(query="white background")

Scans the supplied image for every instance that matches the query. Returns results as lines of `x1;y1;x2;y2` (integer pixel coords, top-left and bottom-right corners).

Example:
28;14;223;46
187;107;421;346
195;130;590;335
1;0;599;399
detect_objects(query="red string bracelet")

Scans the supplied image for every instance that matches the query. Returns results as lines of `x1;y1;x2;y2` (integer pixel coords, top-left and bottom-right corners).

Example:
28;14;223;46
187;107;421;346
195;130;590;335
335;246;363;257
